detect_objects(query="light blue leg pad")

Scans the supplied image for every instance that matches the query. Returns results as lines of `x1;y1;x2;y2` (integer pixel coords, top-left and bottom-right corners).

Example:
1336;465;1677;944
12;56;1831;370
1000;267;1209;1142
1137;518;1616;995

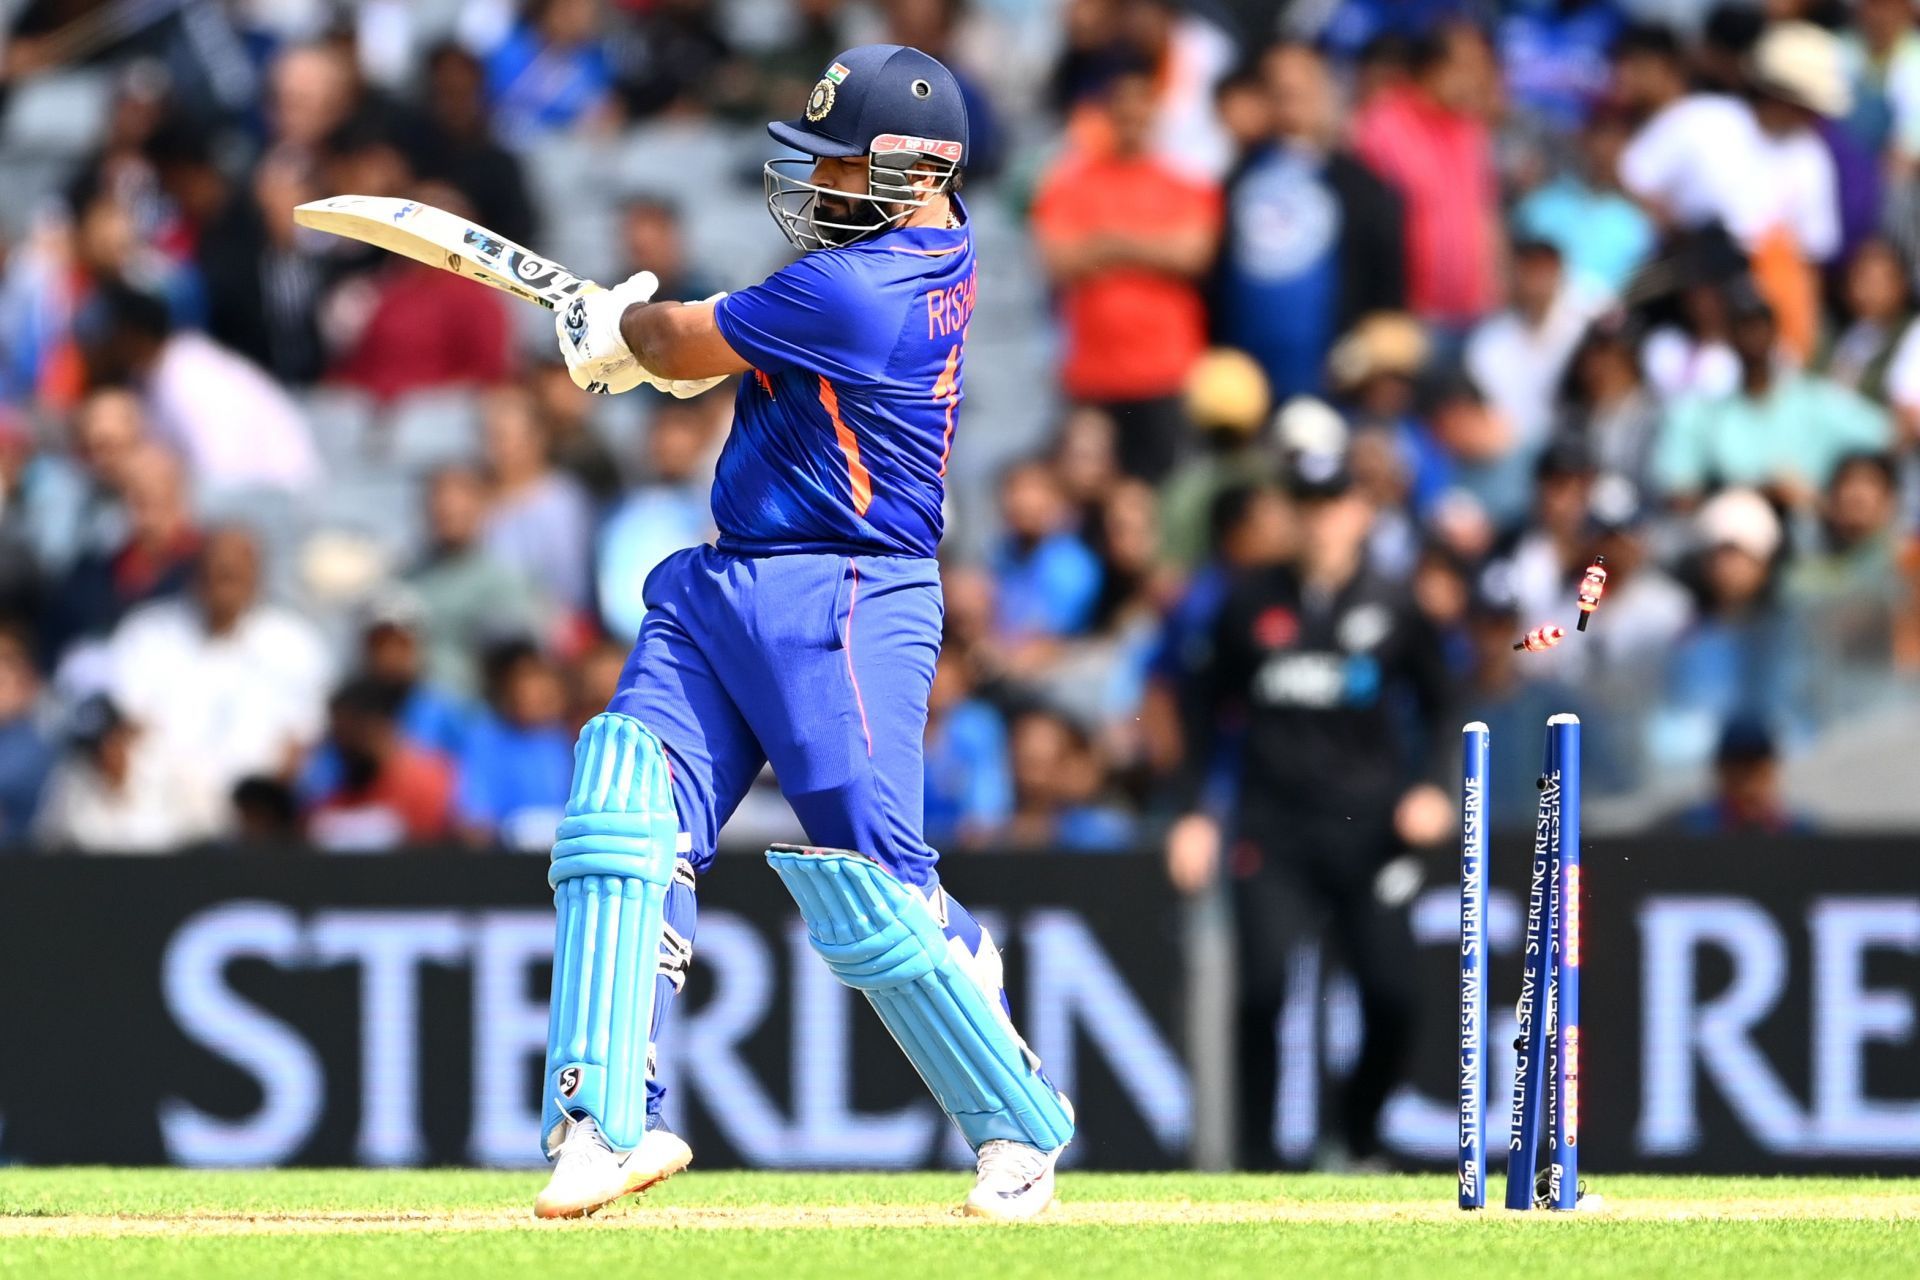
543;713;679;1156
766;844;1076;1153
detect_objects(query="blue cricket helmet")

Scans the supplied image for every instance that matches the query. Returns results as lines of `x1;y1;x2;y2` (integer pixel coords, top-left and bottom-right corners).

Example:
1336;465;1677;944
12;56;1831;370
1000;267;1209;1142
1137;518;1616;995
769;44;969;162
763;45;970;252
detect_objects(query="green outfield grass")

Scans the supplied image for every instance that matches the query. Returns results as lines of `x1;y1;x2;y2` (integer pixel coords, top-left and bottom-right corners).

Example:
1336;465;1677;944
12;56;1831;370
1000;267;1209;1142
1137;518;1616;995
0;1169;1915;1279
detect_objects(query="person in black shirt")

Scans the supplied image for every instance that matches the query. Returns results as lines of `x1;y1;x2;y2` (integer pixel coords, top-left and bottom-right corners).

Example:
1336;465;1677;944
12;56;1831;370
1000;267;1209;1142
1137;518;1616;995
1166;449;1453;1168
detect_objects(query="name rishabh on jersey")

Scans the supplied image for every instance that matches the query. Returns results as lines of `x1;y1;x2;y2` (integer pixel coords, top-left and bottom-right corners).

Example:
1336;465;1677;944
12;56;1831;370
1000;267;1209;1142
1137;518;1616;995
711;205;976;560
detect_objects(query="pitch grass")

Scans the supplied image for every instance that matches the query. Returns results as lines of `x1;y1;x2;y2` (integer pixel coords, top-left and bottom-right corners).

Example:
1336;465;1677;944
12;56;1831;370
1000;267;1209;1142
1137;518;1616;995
1;1170;1916;1279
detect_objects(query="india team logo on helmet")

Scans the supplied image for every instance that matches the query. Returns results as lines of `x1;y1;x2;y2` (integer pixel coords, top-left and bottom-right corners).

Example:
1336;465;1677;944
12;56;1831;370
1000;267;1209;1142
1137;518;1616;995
807;60;852;121
806;79;835;121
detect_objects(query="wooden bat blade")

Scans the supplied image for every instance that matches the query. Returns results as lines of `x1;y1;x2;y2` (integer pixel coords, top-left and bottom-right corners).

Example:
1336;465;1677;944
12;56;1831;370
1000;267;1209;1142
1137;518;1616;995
294;194;599;311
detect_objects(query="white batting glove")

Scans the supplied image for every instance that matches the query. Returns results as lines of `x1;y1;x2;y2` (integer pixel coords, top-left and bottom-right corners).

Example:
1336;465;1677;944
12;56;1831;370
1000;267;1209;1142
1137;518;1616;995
556;271;660;395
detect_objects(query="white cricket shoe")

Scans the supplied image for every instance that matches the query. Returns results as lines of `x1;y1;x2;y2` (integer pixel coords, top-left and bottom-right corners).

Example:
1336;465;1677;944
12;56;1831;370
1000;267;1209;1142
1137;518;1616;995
963;1139;1063;1220
533;1117;692;1219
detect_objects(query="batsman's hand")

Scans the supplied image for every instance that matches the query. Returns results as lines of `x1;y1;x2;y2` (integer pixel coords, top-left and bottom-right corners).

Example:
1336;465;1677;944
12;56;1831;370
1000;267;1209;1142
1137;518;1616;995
1165;813;1221;896
556;271;660;394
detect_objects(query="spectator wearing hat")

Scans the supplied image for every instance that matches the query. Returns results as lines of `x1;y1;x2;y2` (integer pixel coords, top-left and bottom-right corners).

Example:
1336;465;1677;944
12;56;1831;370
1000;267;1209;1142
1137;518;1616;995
1329;312;1429;423
33;694;225;852
1615;21;1843;296
1466;237;1603;453
1744;22;1855;352
1158;349;1280;571
1211;42;1405;400
1326;313;1432;458
1510;106;1655;304
1033;63;1223;483
1671;717;1812;834
307;677;458;852
1327;313;1457;517
0;629;53;845
1165;449;1452;1168
1655;285;1891;509
1658;488;1798;766
1351;22;1501;335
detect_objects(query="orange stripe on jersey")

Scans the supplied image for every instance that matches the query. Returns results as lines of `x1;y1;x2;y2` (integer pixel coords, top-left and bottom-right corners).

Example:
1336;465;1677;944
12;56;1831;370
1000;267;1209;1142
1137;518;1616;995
817;376;872;516
932;340;961;477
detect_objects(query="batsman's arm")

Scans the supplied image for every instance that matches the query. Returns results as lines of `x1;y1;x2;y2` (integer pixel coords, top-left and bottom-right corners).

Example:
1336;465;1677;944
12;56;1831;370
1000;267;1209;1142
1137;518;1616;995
620;300;753;381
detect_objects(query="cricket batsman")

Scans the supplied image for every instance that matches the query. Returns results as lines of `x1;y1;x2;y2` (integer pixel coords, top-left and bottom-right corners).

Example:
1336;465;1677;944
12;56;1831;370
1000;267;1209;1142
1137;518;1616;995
535;44;1074;1220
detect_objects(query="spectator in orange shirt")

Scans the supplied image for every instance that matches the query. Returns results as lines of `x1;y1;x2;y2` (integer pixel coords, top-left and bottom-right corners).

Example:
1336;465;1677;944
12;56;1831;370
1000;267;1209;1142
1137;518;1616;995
1351;23;1502;337
1034;64;1222;484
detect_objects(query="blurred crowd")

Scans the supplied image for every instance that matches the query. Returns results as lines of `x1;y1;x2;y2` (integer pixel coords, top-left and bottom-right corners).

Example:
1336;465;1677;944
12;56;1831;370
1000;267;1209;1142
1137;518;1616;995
3;0;1920;855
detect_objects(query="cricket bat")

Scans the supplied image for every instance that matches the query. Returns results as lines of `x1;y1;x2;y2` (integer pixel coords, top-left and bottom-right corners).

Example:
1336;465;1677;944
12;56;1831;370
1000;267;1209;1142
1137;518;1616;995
293;195;600;311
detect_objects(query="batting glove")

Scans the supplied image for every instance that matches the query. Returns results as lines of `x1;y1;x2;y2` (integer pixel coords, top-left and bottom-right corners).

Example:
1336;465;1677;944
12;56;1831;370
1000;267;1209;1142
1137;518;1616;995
556;271;660;395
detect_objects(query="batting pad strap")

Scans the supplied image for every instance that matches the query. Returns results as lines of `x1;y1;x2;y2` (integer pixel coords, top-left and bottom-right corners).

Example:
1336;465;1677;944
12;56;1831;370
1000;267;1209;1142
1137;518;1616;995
544;714;679;1155
766;845;1075;1153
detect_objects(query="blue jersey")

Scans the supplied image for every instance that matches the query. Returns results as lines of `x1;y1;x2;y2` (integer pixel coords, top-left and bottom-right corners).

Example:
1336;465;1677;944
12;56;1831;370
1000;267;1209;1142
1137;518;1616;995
711;211;975;558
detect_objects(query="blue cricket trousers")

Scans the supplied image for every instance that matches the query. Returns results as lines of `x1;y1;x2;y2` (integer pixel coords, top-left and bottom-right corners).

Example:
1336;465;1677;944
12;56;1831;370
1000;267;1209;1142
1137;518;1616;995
609;544;944;886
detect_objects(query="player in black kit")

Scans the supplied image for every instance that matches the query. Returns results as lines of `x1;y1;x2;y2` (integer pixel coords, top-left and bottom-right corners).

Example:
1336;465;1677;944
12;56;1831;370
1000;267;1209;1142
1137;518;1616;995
1164;449;1454;1169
